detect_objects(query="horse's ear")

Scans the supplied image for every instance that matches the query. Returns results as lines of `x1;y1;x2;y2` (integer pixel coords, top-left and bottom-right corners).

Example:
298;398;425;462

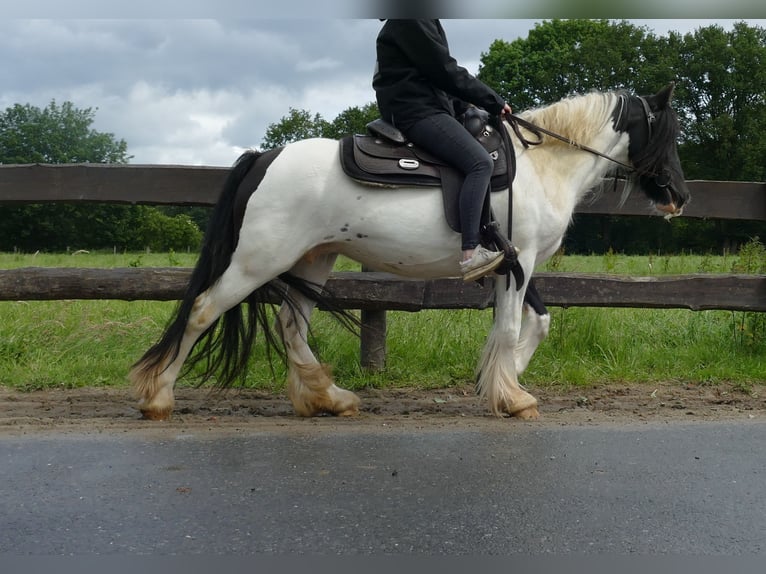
661;81;676;102
647;82;676;111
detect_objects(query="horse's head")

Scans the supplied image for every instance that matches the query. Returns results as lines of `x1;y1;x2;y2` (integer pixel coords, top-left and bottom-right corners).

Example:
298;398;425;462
621;83;690;218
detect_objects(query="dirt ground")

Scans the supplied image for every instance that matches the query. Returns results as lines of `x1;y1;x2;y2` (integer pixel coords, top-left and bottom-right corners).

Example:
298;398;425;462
0;380;764;436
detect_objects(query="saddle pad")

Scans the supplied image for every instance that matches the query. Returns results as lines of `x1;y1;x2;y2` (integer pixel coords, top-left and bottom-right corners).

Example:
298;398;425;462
341;135;509;192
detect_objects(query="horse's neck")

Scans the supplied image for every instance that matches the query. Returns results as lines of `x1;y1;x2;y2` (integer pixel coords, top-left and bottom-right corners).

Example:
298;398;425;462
523;92;619;150
519;92;625;210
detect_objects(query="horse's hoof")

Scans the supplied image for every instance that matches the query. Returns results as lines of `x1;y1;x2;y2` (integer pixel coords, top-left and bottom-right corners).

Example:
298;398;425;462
140;407;173;421
512;405;539;420
507;393;539;420
329;388;360;417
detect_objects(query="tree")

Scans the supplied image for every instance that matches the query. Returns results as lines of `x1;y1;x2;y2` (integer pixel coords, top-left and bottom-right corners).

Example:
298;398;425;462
665;22;766;252
477;20;766;254
261;108;330;150
0;101;202;252
322;103;380;140
477;20;664;111
261;103;379;149
0;100;129;164
478;20;766;182
672;22;766;182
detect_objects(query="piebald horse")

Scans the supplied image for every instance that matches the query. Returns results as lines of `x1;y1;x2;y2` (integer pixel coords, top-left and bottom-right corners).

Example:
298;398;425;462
130;83;689;421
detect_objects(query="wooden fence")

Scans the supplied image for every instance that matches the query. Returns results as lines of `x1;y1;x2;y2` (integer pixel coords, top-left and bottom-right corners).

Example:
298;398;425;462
1;164;765;369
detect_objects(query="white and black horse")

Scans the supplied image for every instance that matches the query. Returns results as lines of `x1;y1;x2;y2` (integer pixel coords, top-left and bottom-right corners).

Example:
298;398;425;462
130;83;689;421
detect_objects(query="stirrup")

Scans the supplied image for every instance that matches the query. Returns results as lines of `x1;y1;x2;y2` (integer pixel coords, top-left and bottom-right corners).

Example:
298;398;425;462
481;221;524;291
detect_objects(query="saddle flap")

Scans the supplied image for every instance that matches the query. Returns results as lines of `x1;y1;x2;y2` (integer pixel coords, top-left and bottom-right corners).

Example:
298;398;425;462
352;135;443;179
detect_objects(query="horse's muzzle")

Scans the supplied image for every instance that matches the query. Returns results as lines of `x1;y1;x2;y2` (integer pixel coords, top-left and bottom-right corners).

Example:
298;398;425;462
658;202;684;220
656;201;678;214
658;183;689;219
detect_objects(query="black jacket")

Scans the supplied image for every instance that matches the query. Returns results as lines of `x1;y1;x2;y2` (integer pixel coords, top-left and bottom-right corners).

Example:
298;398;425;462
373;19;506;132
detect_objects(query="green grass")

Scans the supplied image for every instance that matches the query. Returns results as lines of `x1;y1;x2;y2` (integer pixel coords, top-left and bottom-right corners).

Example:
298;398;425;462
0;249;200;269
0;249;764;392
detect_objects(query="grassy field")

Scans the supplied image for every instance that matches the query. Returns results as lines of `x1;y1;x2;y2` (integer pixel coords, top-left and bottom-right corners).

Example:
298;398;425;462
0;248;764;393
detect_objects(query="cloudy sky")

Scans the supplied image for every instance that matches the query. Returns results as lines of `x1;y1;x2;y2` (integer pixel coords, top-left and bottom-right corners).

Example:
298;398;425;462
1;17;764;166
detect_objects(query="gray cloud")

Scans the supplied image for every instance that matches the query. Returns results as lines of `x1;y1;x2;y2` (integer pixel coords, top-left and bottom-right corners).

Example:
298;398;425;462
2;18;763;166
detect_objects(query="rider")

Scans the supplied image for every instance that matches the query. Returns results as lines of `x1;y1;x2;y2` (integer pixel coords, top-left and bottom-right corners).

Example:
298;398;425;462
372;19;513;282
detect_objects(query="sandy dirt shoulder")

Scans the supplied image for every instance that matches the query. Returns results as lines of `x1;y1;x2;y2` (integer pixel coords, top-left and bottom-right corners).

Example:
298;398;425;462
0;381;763;436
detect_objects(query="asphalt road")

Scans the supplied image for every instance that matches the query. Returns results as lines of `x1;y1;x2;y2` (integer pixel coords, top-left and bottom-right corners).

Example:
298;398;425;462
1;421;765;555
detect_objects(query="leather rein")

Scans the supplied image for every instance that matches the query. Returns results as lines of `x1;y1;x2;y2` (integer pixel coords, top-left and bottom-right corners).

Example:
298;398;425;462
504;94;658;173
504;113;635;172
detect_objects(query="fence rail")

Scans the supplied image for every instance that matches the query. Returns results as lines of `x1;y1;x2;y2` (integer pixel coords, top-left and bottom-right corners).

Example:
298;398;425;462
1;163;765;220
0;267;764;312
1;164;765;369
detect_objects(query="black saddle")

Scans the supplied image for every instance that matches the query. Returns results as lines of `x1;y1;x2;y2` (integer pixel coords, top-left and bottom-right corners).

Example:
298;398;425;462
338;109;510;233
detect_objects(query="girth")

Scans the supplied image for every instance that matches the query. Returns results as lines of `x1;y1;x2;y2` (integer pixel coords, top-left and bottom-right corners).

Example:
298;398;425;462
338;116;509;233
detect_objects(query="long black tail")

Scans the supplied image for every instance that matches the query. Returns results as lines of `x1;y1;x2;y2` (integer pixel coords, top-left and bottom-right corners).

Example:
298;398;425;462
132;149;359;388
131;149;265;384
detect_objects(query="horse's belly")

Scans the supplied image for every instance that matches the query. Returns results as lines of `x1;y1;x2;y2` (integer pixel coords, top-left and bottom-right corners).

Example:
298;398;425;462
327;185;463;278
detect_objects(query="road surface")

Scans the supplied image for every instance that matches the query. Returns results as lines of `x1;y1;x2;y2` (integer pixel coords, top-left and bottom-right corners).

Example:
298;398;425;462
1;406;764;554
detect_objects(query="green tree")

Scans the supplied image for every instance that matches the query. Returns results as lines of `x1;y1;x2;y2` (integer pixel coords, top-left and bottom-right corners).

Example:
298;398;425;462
672;22;766;182
667;22;766;252
261;108;330;150
129;208;202;252
477;19;664;110
322;102;380;140
261;103;379;149
0;100;202;252
0;100;129;164
477;19;766;254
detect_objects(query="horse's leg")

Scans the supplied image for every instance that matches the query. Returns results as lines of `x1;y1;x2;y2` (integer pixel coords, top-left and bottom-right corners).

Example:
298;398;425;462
515;279;550;375
277;252;361;417
476;273;540;419
131;235;315;419
131;261;270;419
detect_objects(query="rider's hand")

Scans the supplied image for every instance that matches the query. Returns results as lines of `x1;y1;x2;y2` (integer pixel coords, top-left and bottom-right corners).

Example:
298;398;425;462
501;103;512;117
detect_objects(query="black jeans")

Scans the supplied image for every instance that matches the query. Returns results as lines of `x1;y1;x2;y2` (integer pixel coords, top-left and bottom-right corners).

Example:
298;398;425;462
405;112;494;251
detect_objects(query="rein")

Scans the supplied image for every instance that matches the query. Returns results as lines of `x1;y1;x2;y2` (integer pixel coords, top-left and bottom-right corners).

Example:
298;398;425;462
505;113;636;173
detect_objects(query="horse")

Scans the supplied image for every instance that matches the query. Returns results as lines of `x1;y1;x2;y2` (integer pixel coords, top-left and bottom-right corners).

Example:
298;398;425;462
129;82;690;421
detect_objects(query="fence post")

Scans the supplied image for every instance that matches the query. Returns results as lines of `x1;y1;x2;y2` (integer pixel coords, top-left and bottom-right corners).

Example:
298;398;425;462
360;265;387;371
